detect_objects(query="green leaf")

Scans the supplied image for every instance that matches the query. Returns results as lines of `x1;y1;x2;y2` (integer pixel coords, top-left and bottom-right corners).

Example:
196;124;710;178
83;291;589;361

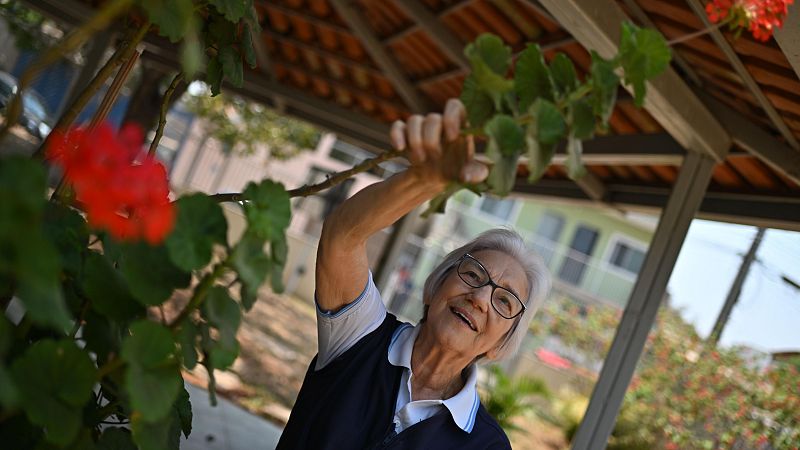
589;51;619;127
550;53;579;97
209;0;249;22
461;74;494;128
569;98;595;140
471;59;514;110
525;133;555;183
531;98;566;145
131;409;182;450
485;145;519;196
465;34;511;75
181;32;203;78
219;45;244;88
42;203;88;277
175;386;193;439
166;194;228;272
0;317;20;407
464;34;514;110
242;23;258;68
14;237;71;332
82;309;125;364
514;44;554;110
242;180;291;241
231;233;270;310
97;427;137;450
140;0;196;43
118;242;191;306
207;56;224;96
566;136;588;179
81;251;143;322
122;321;177;369
618;22;671;107
203;286;241;346
177;320;199;370
11;340;95;445
484;114;525;157
122;321;182;423
270;234;288;293
199;321;238;371
0;157;70;332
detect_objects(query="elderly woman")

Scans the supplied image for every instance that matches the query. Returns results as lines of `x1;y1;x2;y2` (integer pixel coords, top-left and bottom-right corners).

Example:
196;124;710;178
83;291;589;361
276;100;551;449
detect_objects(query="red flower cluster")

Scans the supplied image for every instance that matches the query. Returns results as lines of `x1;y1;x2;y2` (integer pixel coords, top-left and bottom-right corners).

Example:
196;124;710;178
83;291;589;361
706;0;794;41
47;123;175;244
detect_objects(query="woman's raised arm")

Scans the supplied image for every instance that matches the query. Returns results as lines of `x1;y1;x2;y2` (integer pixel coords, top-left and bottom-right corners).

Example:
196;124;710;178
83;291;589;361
315;99;488;313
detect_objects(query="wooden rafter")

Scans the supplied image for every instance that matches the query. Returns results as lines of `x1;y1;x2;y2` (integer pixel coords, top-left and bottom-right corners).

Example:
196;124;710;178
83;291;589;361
774;3;800;81
383;0;473;45
536;0;730;162
392;0;469;69
699;91;800;186
685;0;800;151
330;0;430;112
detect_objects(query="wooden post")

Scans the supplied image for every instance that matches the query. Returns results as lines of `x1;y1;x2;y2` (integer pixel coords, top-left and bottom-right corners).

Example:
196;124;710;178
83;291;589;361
570;151;716;449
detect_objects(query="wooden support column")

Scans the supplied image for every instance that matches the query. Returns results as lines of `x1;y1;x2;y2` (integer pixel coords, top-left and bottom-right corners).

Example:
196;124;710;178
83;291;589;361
570;151;717;449
374;209;421;293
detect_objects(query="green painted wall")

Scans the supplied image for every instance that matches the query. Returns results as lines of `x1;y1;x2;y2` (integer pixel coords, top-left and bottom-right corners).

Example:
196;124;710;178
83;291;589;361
438;193;655;307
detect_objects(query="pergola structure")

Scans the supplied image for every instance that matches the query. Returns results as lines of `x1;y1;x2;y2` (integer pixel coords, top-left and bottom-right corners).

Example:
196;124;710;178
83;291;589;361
24;0;800;448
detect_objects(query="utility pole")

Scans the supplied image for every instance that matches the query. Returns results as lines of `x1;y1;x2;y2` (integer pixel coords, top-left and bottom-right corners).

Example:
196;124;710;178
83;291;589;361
709;227;766;345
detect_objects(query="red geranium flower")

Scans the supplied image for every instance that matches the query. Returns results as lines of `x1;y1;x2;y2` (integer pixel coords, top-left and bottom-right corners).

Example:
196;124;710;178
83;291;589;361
706;0;794;41
47;122;175;244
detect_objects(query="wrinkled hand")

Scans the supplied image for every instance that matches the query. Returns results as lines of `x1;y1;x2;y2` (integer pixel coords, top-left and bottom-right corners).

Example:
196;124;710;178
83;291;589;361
390;99;488;185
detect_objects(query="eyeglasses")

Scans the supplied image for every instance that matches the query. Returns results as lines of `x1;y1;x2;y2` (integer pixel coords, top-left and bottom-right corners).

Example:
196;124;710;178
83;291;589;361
456;253;526;319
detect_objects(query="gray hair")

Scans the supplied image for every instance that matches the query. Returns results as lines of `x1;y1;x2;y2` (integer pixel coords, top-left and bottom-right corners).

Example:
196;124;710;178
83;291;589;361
421;229;551;361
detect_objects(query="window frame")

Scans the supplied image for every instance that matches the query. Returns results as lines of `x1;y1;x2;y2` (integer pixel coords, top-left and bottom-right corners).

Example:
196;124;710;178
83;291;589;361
601;233;649;280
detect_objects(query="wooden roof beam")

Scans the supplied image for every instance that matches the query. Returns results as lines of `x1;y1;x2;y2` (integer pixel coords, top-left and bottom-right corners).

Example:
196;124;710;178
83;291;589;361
263;30;383;77
773;4;800;89
383;0;473;45
685;0;800;150
392;0;469;70
699;91;800;186
414;35;575;86
330;0;430;112
536;0;731;161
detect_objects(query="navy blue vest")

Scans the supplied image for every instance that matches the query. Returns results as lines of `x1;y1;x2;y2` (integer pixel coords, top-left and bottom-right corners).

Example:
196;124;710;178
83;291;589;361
276;313;511;449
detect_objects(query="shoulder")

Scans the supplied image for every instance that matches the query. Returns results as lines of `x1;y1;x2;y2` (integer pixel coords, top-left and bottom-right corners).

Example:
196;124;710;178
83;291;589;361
473;404;512;449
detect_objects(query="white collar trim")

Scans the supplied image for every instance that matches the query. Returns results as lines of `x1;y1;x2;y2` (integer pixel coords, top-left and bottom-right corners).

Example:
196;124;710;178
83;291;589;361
387;324;481;433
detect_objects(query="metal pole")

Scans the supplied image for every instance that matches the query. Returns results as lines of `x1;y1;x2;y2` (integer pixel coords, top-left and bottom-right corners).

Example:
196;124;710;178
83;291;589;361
709;227;766;345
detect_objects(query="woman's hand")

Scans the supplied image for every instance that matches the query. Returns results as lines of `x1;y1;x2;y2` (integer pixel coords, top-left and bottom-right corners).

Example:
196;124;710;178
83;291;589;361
389;99;488;186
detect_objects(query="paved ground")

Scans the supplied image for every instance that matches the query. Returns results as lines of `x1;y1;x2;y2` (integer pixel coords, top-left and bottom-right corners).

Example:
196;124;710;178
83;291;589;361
182;384;284;450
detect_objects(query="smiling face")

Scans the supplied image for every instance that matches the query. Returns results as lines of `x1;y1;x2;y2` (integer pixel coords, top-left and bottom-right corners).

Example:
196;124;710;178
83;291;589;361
422;249;529;361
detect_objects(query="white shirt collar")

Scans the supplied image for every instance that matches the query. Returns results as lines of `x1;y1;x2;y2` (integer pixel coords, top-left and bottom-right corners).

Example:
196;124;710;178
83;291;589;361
387;324;481;433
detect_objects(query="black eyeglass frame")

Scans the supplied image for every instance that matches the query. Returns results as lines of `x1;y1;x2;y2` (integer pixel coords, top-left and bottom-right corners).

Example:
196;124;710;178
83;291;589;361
455;253;526;320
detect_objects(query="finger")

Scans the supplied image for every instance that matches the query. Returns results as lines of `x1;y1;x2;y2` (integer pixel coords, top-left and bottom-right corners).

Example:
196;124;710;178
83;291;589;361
406;115;425;164
444;98;467;141
390;120;406;150
460;160;489;184
422;113;443;159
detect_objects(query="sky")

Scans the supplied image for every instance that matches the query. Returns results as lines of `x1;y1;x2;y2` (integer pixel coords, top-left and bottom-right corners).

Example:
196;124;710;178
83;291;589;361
666;219;800;353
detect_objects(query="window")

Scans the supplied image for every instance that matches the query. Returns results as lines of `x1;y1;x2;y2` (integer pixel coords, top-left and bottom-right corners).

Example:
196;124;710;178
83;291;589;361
478;196;516;221
558;225;599;285
608;241;646;275
532;212;565;265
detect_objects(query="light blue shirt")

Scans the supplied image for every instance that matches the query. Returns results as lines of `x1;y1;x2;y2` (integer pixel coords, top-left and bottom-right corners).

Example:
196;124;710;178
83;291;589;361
315;271;481;433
